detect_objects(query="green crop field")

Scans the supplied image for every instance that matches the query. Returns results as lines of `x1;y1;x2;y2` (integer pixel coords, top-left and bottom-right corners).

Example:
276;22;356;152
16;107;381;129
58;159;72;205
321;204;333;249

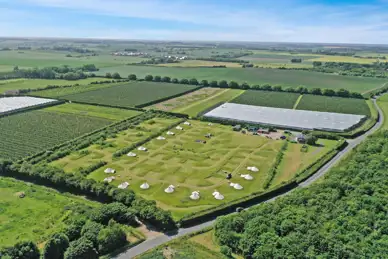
61;82;199;108
0;78;108;94
0;109;112;160
0;50;147;69
97;65;386;92
175;89;245;117
32;82;119;98
45;103;143;121
50;119;336;220
295;95;371;115
0;177;98;248
230;90;300;109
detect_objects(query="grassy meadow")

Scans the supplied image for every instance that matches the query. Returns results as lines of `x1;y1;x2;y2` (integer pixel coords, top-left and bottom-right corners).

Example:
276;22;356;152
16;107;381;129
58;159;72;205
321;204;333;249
45;103;143;121
0;177;98;248
157;60;242;68
61;82;199;108
97;65;385;92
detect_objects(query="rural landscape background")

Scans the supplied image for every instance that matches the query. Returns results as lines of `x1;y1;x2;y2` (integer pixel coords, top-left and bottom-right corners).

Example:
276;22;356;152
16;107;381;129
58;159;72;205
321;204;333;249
1;0;388;259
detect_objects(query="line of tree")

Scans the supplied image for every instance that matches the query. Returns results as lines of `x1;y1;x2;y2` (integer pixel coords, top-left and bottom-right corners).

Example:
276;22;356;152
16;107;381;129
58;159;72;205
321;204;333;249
291;58;302;63
214;130;388;258
195;57;250;64
53;46;95;54
116;73;363;99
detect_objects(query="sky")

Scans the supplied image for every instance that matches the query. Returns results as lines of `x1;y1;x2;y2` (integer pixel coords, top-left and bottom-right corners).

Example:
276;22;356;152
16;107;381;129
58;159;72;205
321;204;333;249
0;0;388;44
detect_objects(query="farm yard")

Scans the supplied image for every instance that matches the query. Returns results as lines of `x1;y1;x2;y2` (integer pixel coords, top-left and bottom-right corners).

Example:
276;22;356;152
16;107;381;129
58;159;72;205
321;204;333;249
0;177;99;248
61;82;200;108
146;87;225;112
0;108;112;160
50;119;337;219
231;90;300;109
97;65;386;92
295;95;371;115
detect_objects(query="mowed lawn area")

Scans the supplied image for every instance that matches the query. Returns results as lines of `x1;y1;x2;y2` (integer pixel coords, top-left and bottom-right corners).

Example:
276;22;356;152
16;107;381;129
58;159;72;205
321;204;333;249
0;177;98;248
295;95;371;115
97;65;386;92
61;82;200;108
51;119;334;220
0;78;107;94
0;108;112;160
231;90;300;109
45;103;142;121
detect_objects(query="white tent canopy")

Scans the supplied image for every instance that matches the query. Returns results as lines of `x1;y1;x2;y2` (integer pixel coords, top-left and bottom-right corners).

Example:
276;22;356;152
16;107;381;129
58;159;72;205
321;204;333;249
140;182;150;190
241;174;254;180
176;126;183;130
184;121;191;126
234;183;243;190
208;123;213;126
157;136;166;140
167;131;175;135
247;166;259;172
212;191;224;200
165;185;175;193
104;168;115;174
190;191;200;200
103;176;115;183
127;152;137;157
138;146;147;151
118;182;129;189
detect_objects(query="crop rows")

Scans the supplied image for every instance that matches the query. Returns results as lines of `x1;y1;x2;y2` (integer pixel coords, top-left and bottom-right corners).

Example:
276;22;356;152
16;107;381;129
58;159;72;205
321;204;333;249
61;82;199;108
296;95;371;115
0;110;111;160
230;90;300;109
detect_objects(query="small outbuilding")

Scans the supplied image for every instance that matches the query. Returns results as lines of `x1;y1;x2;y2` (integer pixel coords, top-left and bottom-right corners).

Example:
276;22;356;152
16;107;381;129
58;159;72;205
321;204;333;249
233;125;242;131
258;128;270;134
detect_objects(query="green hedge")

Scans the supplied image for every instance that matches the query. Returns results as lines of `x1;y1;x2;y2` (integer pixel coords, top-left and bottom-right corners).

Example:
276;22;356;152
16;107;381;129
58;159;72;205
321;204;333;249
263;141;288;189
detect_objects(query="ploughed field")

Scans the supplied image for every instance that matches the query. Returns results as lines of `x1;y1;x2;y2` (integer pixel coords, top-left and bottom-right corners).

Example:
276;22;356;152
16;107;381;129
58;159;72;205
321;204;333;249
61;81;199;108
50;119;337;219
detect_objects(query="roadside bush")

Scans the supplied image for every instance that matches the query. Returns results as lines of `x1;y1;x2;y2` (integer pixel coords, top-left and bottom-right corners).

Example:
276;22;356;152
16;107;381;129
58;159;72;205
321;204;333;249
64;237;98;259
89;203;137;225
97;222;127;255
81;221;104;247
43;233;70;259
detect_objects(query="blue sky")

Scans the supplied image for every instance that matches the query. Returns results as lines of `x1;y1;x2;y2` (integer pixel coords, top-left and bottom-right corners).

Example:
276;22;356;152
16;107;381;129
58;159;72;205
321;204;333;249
0;0;388;43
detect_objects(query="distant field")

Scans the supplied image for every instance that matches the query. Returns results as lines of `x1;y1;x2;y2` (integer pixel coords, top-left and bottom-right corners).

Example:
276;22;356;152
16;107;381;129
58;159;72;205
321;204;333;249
61;82;199;108
0;109;112;160
157;60;242;68
231;90;300;109
296;95;371;115
147;87;224;112
0;50;147;69
309;55;381;64
32;82;119;98
45;103;143;121
0;177;98;248
97;65;385;92
176;89;244;117
0;78;108;94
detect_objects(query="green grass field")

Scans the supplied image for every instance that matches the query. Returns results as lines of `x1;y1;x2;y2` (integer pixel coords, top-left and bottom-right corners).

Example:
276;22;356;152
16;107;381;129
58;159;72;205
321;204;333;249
32;82;119;98
0;109;112;160
0;177;98;248
175;89;244;117
50;119;333;220
0;78;107;94
97;65;386;92
0;50;147;69
61;82;199;108
45;103;143;121
377;95;388;130
295;95;371;115
230;90;300;109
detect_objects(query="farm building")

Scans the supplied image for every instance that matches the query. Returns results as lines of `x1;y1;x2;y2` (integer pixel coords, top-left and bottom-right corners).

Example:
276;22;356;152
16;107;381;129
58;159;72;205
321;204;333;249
258;128;270;134
233;125;242;131
205;103;366;132
0;96;56;114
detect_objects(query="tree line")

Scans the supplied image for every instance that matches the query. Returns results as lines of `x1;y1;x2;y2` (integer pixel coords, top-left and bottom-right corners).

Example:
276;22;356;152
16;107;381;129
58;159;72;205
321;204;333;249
214;130;388;258
103;72;364;99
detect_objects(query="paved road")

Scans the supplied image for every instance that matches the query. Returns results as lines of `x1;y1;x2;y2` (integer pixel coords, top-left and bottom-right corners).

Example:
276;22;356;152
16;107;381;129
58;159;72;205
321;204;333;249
116;99;383;259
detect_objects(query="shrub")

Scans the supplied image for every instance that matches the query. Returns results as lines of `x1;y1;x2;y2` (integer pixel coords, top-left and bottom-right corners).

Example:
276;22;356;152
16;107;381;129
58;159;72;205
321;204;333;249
43;233;70;259
144;75;153;81
128;74;137;80
1;241;40;259
64;237;98;259
97;222;127;255
81;221;104;247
